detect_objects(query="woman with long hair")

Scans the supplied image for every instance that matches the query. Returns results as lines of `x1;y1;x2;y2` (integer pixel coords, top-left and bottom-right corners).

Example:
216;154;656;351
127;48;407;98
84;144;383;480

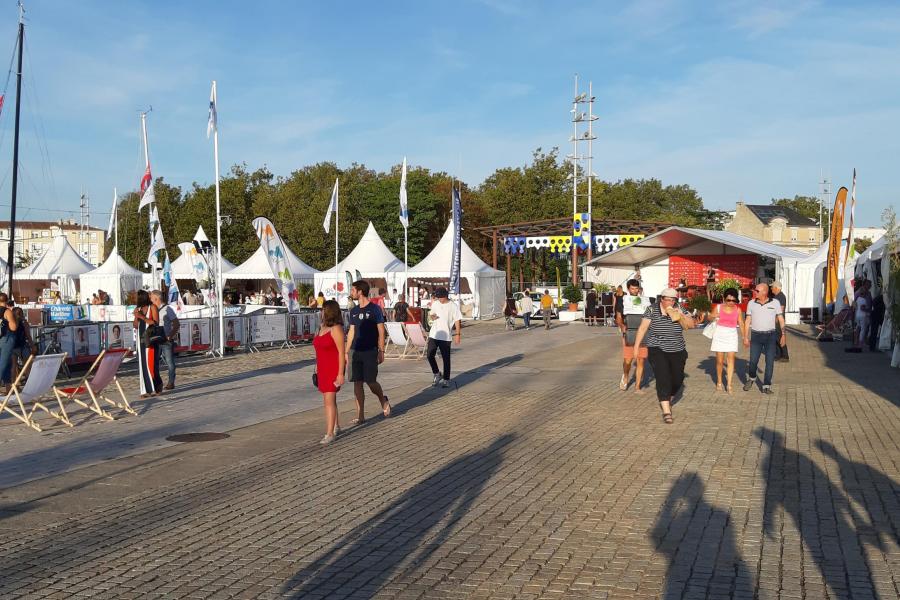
709;288;744;393
133;289;162;398
314;300;346;445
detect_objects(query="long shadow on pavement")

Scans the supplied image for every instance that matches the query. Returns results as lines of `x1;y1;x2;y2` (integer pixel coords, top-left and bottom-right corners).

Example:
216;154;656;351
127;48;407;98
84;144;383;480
280;434;514;599
756;427;883;599
650;471;755;599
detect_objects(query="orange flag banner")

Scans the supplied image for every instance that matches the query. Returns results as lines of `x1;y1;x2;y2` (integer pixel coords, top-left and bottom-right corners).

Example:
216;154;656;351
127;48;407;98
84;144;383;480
824;186;847;305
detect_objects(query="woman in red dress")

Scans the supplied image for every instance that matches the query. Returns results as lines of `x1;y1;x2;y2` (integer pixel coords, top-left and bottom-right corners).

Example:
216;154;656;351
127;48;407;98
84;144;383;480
313;300;345;445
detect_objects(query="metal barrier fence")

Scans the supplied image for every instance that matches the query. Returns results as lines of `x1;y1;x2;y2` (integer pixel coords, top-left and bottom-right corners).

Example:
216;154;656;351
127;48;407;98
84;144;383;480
27;306;434;367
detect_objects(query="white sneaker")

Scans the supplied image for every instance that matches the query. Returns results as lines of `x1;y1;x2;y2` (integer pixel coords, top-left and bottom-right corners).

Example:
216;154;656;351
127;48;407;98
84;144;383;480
432;373;442;387
441;379;450;388
320;434;335;445
619;375;628;391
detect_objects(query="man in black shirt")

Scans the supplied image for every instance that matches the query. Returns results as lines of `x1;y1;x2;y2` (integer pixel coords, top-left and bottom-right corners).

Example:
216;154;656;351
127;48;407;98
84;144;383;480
771;280;789;361
345;280;391;424
393;294;409;322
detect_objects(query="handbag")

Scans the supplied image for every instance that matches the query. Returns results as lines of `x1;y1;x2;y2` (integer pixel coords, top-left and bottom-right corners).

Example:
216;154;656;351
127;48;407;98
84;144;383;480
702;320;717;340
143;324;166;346
312;372;319;388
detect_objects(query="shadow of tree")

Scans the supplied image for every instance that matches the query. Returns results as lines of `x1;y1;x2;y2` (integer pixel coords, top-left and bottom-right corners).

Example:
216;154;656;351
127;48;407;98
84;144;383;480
756;427;883;599
650;471;755;599
280;434;514;599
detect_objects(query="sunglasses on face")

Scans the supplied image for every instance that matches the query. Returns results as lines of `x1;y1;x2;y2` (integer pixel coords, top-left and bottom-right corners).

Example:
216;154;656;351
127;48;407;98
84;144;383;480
725;298;737;302
661;296;677;301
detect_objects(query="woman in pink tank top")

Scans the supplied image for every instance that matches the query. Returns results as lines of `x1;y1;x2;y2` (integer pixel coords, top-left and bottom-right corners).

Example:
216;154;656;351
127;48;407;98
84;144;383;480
709;288;745;393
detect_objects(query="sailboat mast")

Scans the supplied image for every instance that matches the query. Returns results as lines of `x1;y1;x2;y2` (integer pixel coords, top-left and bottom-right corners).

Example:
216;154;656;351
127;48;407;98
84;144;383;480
6;6;24;296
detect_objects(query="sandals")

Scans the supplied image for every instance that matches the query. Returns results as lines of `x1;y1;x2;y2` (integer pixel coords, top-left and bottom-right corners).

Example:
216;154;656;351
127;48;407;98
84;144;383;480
716;383;724;392
662;412;674;424
382;396;392;418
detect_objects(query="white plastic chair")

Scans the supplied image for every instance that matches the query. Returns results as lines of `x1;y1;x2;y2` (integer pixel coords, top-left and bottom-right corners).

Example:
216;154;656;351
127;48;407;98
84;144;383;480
404;323;428;359
0;353;69;432
57;348;134;420
384;322;410;359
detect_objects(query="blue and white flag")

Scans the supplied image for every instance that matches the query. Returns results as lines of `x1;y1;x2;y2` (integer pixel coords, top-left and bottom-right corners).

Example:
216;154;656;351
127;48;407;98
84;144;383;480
207;81;218;139
323;178;338;233
449;187;463;295
162;252;182;309
399;157;409;228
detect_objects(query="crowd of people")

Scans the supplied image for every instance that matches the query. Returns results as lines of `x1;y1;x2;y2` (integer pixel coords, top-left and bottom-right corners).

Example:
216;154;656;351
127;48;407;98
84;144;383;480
615;279;789;423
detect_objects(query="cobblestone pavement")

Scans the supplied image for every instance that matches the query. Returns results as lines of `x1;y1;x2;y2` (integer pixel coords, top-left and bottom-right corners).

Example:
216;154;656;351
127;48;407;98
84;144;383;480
0;322;899;599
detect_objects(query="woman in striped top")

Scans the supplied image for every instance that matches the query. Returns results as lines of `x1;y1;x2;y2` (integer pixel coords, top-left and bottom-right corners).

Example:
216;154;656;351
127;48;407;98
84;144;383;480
633;287;695;424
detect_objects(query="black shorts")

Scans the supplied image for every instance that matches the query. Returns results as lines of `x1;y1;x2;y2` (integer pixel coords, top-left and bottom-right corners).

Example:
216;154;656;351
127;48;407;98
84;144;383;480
348;349;379;383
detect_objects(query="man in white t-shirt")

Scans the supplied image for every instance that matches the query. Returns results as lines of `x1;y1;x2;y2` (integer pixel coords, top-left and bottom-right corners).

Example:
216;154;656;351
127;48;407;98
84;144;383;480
520;289;534;330
427;287;462;388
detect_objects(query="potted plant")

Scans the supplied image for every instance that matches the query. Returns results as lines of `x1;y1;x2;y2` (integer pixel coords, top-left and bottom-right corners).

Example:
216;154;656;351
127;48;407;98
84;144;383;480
562;284;583;311
713;278;741;303
688;294;713;324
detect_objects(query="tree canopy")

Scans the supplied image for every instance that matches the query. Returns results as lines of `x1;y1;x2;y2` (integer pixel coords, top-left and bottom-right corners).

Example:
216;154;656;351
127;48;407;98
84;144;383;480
110;148;732;272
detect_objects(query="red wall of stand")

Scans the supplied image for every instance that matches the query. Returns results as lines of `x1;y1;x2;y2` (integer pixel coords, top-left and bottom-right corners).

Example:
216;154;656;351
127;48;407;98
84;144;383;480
668;255;757;289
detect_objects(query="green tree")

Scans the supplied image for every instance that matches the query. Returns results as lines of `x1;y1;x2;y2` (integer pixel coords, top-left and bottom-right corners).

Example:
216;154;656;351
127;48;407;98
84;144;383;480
853;237;873;254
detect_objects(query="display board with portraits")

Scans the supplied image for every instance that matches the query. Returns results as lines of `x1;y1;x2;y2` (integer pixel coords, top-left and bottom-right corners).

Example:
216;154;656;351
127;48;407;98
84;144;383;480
104;322;136;352
57;324;103;363
288;312;320;342
223;317;245;348
173;318;211;352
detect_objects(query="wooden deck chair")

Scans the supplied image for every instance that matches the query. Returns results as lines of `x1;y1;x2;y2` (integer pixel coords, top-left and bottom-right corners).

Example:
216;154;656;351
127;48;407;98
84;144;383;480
57;348;134;420
816;307;852;340
384;322;410;358
0;353;69;432
404;323;428;359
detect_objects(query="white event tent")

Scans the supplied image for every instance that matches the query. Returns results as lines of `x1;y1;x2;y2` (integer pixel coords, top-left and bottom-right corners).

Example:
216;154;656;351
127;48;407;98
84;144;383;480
225;244;318;286
314;222;406;302
15;234;95;300
169;240;237;281
79;247;144;304
407;222;506;319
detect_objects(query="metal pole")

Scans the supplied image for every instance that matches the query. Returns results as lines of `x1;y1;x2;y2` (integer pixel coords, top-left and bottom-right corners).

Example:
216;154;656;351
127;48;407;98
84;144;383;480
334;178;339;302
587;81;593;215
6;13;24;296
212;81;225;356
140;111;155;287
572;74;578;214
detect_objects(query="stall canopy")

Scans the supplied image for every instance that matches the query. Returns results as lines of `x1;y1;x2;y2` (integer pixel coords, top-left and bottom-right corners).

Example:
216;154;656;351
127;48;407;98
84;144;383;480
225;244;318;285
79;247;144;304
408;222;506;319
314;222;407;299
585;227;806;268
170;241;237;280
16;234;96;300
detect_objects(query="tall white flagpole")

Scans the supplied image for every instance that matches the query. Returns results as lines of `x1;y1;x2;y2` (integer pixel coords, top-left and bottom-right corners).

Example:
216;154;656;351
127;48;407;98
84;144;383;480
113;187;119;297
140;111;156;287
211;81;225;357
335;178;339;301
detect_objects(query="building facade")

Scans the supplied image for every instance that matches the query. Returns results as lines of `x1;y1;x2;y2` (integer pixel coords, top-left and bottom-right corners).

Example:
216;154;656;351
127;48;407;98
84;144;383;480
0;220;107;267
724;202;820;254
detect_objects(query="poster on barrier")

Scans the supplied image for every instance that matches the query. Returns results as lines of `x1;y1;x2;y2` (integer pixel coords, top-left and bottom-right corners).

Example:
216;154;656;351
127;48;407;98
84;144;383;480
289;313;320;341
174;319;211;352
89;305;131;322
249;313;287;344
105;322;136;351
58;324;102;363
224;317;244;348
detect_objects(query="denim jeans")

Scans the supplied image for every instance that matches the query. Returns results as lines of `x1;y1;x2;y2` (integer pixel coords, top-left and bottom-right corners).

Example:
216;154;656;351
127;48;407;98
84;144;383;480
158;341;176;386
748;330;777;386
0;334;16;385
522;312;531;328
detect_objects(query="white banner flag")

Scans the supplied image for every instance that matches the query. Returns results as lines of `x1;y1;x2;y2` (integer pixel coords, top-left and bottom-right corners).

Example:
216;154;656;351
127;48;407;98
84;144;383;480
323;178;338;233
147;225;165;265
399;157;409;228
253;217;300;312
138;181;155;211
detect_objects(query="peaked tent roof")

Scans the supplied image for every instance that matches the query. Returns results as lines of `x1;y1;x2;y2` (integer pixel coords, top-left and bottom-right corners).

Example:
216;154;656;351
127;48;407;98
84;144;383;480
225;244;318;281
585;226;806;268
170;242;237;279
82;247;144;276
18;234;96;279
194;226;210;243
334;222;406;274
410;222;503;275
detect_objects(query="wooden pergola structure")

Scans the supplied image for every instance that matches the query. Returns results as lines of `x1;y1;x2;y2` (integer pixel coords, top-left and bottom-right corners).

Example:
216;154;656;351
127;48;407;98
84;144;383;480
476;216;671;288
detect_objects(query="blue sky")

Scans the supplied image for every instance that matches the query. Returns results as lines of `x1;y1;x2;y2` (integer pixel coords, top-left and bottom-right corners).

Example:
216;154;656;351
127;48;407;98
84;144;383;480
0;0;897;228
